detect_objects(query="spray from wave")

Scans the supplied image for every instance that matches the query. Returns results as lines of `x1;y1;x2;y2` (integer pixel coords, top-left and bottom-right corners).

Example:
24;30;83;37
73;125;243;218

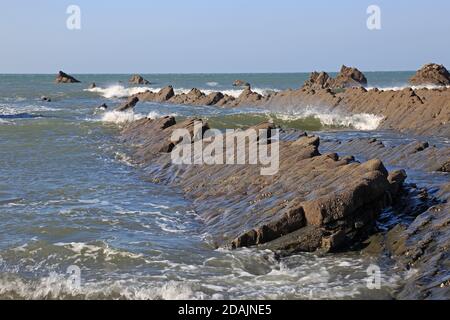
86;85;278;99
367;84;450;91
271;106;384;131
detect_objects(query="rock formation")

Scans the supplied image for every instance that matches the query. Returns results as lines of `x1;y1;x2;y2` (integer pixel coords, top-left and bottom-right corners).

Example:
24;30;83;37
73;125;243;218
129;74;151;85
409;63;450;86
55;71;80;84
89;82;97;89
303;65;367;89
115;97;139;112
119;117;405;254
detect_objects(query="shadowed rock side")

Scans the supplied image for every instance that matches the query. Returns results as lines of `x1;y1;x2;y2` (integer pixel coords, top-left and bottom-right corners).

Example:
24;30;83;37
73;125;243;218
409;63;450;86
55;71;80;83
130;66;450;136
119;117;405;254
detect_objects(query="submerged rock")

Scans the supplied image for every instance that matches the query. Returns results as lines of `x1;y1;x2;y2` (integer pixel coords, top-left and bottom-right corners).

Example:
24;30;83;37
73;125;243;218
41;96;51;102
129;74;151;85
55;71;80;84
409;63;450;86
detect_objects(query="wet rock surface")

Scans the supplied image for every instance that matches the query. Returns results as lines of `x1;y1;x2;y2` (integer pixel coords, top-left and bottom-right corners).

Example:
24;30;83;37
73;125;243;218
319;136;450;299
119;117;405;255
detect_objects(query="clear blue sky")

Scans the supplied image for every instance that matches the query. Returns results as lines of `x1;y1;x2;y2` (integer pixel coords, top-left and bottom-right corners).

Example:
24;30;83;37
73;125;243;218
0;0;449;73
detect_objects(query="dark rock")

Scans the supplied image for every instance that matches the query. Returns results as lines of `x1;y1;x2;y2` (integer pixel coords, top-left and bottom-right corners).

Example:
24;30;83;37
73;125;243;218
41;96;51;102
55;71;80;84
89;82;97;89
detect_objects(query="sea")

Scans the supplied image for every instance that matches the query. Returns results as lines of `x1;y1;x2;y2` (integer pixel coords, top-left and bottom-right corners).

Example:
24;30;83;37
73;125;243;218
0;72;435;299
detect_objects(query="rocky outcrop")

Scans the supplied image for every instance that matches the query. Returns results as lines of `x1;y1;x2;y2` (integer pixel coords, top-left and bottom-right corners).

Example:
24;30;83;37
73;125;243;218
119;117;405;254
89;82;97;89
55;71;80;84
129;74;151;85
136;86;175;103
409;63;450;86
318;135;450;299
115;97;139;112
303;65;367;89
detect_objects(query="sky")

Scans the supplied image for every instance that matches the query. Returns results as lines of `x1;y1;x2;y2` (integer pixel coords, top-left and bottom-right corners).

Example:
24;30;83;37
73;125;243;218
0;0;449;73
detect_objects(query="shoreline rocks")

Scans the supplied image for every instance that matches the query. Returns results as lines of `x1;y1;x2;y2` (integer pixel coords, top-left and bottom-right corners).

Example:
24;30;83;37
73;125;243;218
55;71;80;84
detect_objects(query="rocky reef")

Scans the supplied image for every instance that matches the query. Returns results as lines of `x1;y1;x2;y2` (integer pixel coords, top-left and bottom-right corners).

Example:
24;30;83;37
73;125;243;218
119;117;405;254
55;71;80;84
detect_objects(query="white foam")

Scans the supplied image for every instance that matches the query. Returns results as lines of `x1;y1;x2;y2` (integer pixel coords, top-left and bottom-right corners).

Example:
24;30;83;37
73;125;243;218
86;84;279;99
85;85;154;99
273;106;384;130
0;104;58;116
206;82;219;87
146;111;179;120
367;84;450;91
101;110;144;124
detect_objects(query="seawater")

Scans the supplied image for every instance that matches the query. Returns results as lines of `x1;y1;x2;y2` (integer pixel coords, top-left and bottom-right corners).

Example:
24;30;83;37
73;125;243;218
0;74;417;299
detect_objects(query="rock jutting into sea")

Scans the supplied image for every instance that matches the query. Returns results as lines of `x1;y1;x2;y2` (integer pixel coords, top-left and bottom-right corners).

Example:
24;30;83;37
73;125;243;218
55;71;81;84
119;117;406;254
129;74;151;85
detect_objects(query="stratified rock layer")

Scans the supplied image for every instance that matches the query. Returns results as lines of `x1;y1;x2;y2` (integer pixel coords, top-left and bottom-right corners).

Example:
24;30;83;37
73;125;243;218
119;117;404;254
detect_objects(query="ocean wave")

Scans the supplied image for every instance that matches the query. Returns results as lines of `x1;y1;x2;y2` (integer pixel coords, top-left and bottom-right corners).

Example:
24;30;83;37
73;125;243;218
101;110;145;124
86;84;279;99
206;82;219;87
0;104;58;116
85;85;154;99
272;107;384;131
367;84;450;91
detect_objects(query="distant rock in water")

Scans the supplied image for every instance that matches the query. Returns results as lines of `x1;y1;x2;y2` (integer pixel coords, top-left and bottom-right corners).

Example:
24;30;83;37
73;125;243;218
409;63;450;86
333;65;368;88
89;82;97;89
55;71;80;84
129;74;151;85
303;65;367;89
115;97;139;112
233;80;251;88
41;96;52;102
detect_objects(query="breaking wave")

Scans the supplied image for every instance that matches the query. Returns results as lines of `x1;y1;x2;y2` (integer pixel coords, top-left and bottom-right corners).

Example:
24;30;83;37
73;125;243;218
86;85;278;99
101;110;145;124
272;107;384;131
367;84;450;91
